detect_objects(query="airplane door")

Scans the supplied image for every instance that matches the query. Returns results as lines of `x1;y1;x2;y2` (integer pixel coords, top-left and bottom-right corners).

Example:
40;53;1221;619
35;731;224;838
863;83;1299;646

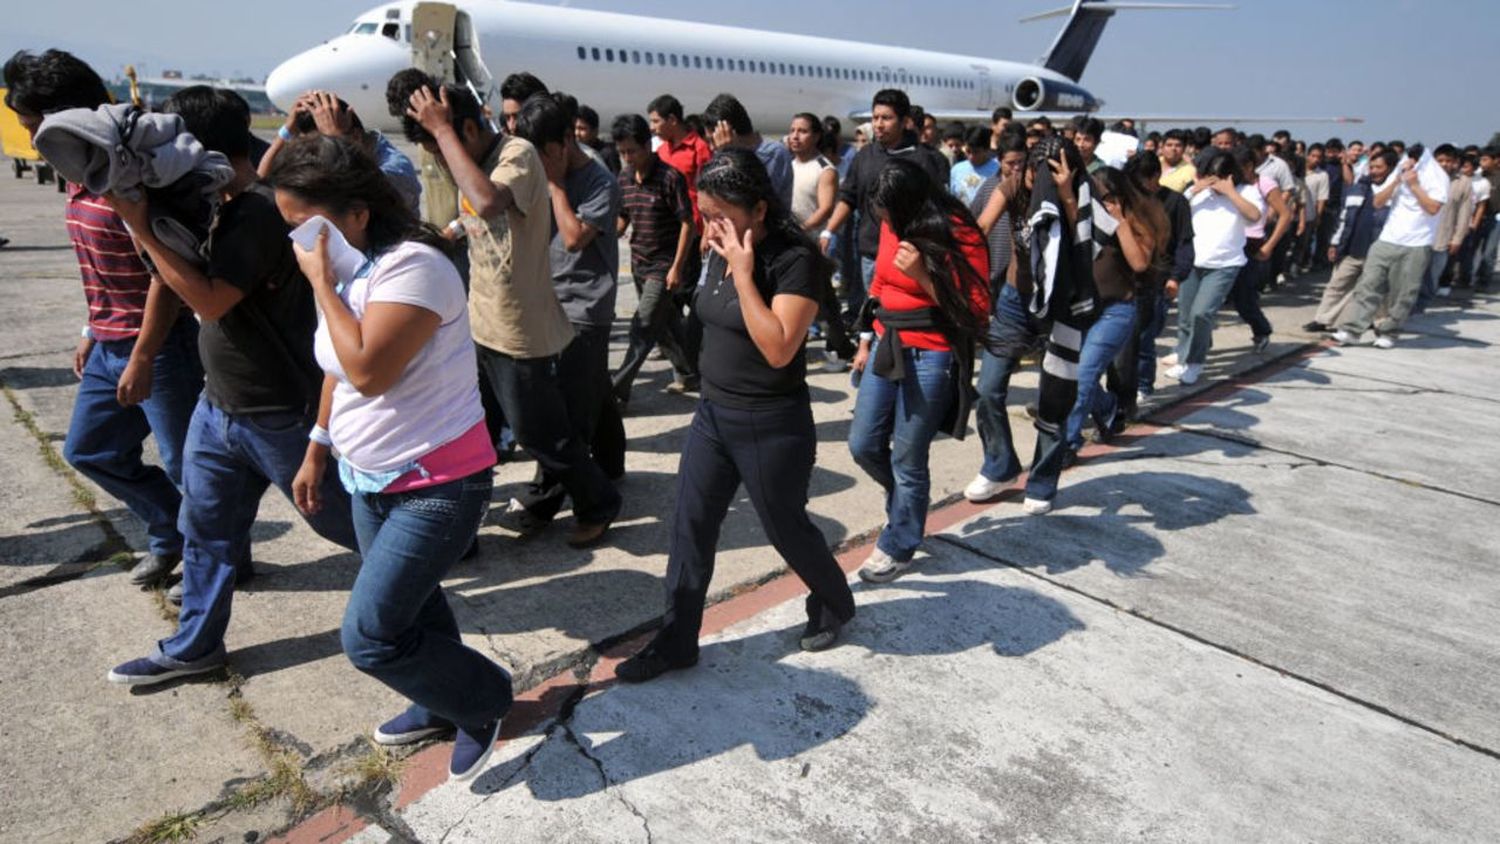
977;67;993;108
453;11;497;114
410;2;460;227
411;2;457;83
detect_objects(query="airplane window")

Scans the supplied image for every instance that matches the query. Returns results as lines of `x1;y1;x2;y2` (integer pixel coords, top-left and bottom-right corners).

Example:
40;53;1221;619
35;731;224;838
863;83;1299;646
606;48;614;62
621;48;630;62
577;46;586;60
355;22;378;34
737;59;745;71
592;47;600;60
633;50;641;63
381;23;399;40
658;52;666;65
670;54;678;67
693;56;701;68
716;58;724;70
645;52;653;65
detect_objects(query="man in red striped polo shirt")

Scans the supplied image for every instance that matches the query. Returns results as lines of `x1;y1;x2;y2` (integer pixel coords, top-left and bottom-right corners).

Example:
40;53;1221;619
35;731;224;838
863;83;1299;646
5;49;204;586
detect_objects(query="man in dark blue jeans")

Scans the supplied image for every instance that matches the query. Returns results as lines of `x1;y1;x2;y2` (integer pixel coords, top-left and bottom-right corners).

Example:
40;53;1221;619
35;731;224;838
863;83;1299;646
105;86;355;686
5;48;204;586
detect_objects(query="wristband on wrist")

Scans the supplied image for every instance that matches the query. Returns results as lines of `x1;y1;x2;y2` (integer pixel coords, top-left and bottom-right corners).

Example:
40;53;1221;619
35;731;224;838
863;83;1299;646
859;331;875;342
309;425;333;447
81;325;92;339
278;125;294;142
818;230;832;240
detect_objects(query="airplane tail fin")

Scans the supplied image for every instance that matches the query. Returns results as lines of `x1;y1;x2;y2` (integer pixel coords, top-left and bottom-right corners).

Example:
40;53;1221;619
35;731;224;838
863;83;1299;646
1025;1;1233;82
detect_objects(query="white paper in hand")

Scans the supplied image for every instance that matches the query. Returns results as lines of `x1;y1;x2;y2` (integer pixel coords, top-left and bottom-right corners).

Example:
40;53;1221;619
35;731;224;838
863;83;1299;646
289;216;366;287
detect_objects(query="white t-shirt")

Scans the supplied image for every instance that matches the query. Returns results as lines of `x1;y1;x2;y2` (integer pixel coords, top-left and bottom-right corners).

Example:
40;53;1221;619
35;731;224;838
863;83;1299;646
1471;177;1491;215
314;241;485;472
1305;169;1330;206
1378;157;1451;248
1187;183;1265;269
790;155;833;234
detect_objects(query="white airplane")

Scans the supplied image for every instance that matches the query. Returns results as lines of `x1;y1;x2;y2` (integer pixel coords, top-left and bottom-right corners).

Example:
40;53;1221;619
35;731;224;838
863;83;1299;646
265;0;1354;134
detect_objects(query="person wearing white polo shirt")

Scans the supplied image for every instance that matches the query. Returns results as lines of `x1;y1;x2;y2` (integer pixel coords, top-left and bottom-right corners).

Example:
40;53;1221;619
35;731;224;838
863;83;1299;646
1334;149;1449;348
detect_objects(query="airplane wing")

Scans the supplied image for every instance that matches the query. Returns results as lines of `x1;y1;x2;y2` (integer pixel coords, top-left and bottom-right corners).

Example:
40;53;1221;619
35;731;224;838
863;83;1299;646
847;109;1364;127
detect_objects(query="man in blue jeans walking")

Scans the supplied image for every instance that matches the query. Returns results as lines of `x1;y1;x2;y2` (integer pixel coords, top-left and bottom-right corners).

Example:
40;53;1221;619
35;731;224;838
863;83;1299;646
106;86;355;686
4;48;204;587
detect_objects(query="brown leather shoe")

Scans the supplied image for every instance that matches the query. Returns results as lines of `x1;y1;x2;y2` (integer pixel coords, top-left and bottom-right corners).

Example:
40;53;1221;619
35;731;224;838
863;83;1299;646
566;520;611;548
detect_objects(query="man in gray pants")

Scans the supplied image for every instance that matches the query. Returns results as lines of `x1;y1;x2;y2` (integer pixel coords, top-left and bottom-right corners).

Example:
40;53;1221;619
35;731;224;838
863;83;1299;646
1334;152;1449;349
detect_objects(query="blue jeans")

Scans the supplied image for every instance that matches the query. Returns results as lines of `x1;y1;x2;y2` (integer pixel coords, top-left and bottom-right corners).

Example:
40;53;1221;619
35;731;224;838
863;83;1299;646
1176;265;1241;365
159;397;356;665
974;285;1042;483
1136;292;1169;395
344;471;511;734
1474;216;1498;286
1066;301;1136;451
848;341;954;562
1413;250;1448;314
63;319;202;557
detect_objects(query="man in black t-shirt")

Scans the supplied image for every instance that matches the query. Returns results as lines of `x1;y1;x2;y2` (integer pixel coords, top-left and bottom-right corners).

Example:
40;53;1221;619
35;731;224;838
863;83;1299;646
106;86;356;688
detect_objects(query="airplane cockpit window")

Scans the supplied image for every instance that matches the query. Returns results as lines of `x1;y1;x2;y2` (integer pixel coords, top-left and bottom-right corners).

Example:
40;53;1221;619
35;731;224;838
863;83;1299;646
381;22;399;40
354;22;378;34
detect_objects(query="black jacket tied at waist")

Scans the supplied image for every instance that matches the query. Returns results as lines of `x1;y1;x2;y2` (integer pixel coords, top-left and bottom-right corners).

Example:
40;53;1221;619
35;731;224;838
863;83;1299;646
859;298;976;441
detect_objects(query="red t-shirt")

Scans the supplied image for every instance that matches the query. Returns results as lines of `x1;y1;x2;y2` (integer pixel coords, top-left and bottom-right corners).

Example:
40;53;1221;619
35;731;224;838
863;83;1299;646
870;219;990;351
65;184;153;341
656;131;712;228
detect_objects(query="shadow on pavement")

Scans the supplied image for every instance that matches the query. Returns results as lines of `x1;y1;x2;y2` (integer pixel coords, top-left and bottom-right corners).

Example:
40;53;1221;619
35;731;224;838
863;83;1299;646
472;566;1083;801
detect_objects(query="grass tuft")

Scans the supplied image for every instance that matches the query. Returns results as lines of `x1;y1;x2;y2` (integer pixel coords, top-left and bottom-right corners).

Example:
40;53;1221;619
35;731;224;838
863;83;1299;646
126;809;201;844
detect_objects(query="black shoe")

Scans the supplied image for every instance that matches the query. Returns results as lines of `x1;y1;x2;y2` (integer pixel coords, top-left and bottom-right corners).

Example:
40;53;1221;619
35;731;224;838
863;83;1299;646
615;645;697;683
130;553;180;586
1062;449;1079;469
1302;320;1328;333
799;616;845;652
1252;334;1271;354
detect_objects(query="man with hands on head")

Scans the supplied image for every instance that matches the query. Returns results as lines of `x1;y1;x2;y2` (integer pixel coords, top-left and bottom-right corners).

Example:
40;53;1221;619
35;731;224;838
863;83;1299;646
405;83;621;548
258;90;421;214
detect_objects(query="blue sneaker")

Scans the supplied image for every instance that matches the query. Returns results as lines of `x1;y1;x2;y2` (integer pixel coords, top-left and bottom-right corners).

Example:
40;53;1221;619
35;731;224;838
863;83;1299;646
449;718;502;782
374;708;454;746
107;654;223;686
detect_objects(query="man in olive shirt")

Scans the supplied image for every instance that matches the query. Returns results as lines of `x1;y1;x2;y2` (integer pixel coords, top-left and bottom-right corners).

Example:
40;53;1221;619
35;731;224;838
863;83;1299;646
408;84;620;547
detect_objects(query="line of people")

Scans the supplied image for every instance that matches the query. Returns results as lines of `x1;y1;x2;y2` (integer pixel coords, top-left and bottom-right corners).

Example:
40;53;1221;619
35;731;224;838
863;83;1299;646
7;45;1491;783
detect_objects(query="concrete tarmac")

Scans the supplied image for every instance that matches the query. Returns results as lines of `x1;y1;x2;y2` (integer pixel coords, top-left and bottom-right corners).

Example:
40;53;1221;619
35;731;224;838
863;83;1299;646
1;168;1496;842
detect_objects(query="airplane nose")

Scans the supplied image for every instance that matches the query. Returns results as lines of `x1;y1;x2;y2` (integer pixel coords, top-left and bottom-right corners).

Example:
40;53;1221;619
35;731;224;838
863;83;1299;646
265;37;410;114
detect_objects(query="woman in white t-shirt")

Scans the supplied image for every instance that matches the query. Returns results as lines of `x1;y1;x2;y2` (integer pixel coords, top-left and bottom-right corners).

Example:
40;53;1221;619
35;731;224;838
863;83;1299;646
1168;147;1264;385
269;135;508;783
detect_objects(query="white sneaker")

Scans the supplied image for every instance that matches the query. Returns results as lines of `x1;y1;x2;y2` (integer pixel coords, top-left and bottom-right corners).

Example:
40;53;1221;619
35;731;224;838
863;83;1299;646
1164;364;1186;381
1437;286;1452;298
1022;497;1053;515
822;350;850;373
1179;363;1203;385
857;546;912;584
964;473;1011;503
1330;329;1361;346
1160;352;1179;368
1372;335;1395;349
1276;272;1289;285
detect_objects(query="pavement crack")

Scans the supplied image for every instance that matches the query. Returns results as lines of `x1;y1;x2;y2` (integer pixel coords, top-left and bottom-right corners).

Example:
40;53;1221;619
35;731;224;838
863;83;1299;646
557;721;654;843
934;532;1500;764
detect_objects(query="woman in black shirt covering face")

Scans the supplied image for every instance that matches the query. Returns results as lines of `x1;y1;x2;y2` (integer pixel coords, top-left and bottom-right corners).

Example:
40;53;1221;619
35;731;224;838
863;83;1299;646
616;148;857;683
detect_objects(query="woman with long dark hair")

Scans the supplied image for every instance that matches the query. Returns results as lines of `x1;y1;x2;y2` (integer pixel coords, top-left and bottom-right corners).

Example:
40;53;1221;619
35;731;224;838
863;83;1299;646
269;135;510;782
847;159;990;583
615;148;856;683
1024;165;1167;503
1167;147;1263;385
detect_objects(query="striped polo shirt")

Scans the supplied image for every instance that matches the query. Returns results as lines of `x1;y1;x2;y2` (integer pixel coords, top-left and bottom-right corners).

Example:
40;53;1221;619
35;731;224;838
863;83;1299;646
65;185;151;341
619;158;692;284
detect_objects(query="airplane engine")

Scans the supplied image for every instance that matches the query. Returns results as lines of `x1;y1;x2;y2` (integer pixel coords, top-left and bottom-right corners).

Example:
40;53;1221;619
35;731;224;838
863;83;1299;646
1012;76;1099;114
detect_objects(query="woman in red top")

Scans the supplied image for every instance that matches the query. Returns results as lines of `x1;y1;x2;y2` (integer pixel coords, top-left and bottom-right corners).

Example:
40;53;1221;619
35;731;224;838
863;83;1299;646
848;159;990;583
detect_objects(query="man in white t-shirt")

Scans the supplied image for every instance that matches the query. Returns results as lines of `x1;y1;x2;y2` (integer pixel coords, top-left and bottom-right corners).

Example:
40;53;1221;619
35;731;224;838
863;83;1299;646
1334;150;1450;348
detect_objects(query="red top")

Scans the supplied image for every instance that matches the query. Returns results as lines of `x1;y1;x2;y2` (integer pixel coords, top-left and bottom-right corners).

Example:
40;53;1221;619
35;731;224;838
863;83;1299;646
870;219;991;351
656;131;712;228
65;184;153;341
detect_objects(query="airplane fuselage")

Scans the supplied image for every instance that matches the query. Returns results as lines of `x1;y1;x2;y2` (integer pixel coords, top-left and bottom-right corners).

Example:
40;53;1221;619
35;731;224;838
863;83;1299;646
266;0;1100;134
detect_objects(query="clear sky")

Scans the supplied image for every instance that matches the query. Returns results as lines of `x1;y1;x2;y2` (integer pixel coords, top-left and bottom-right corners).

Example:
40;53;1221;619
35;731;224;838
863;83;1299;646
6;0;1496;144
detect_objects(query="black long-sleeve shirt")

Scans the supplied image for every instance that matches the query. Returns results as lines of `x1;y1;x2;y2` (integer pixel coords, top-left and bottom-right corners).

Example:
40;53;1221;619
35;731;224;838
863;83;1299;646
837;130;950;257
1158;186;1195;282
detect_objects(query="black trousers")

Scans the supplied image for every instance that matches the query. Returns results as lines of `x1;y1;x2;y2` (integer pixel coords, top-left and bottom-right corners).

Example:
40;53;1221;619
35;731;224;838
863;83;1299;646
655;398;855;660
477;344;621;526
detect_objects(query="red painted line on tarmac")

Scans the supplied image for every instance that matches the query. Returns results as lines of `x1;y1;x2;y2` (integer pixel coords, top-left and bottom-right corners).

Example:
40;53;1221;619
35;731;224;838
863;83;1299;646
273;339;1332;844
